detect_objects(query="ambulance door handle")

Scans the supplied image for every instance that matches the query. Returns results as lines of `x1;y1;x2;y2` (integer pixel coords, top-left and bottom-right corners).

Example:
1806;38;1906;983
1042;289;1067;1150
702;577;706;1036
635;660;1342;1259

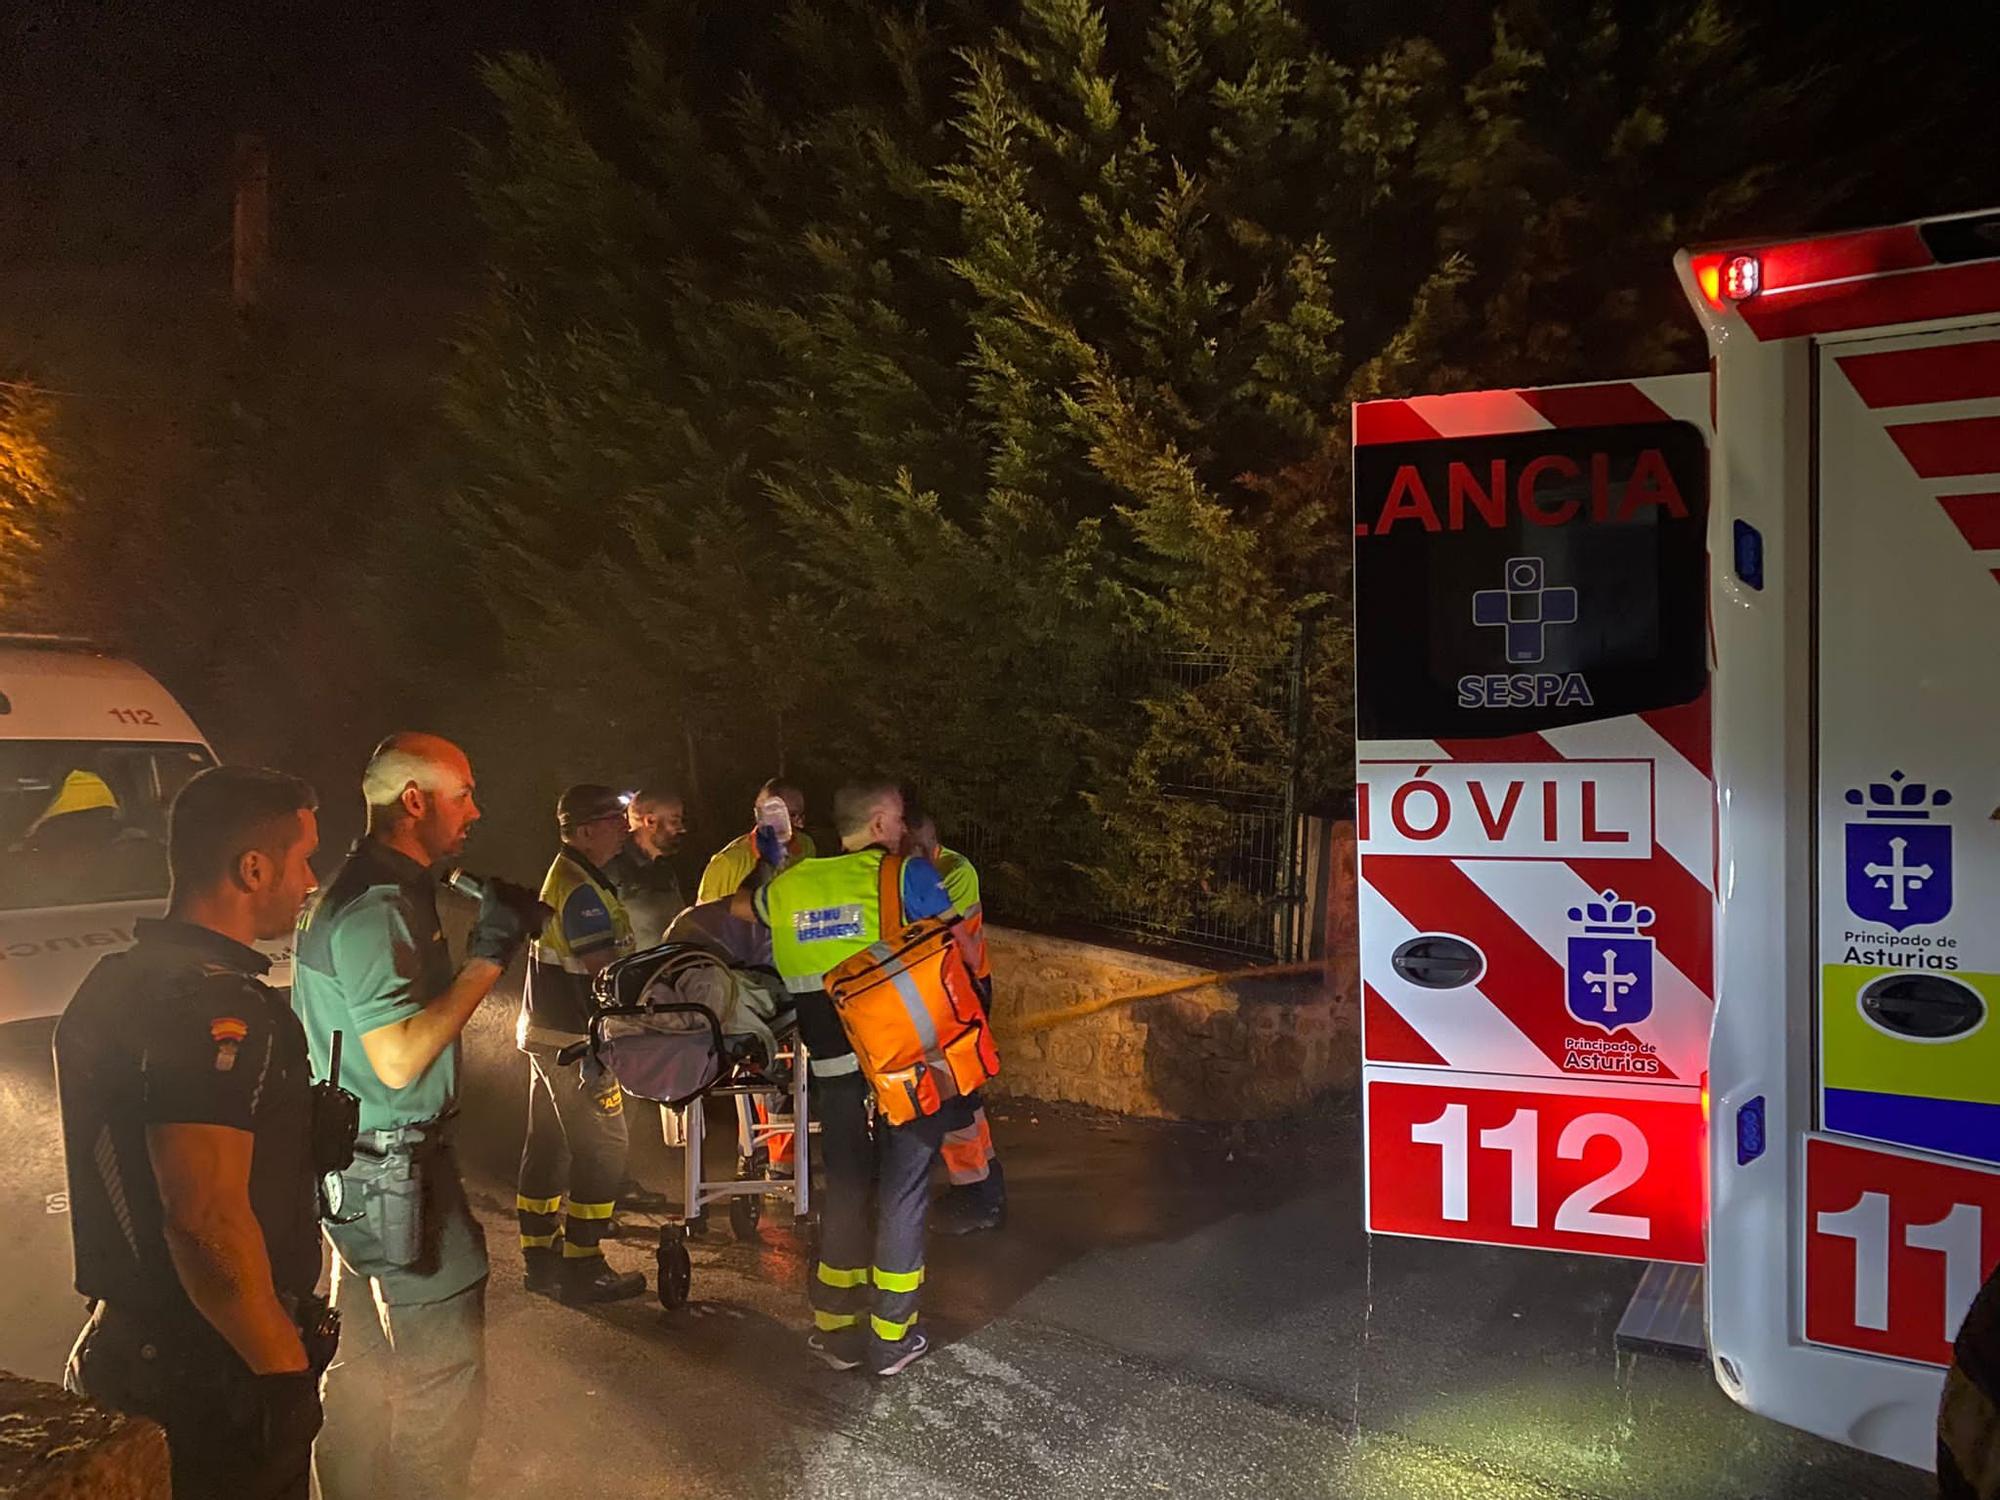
1857;973;1985;1041
1391;935;1485;991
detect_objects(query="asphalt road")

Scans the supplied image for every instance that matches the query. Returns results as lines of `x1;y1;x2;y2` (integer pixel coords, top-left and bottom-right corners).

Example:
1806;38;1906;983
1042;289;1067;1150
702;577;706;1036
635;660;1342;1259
0;1002;1934;1498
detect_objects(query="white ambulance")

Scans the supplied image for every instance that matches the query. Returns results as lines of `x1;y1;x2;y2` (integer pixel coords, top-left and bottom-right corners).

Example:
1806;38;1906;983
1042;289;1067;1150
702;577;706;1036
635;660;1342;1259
0;635;217;1026
1354;208;2000;1471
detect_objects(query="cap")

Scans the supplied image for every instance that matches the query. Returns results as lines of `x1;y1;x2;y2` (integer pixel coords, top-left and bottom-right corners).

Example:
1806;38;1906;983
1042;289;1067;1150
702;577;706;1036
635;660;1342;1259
557;783;625;830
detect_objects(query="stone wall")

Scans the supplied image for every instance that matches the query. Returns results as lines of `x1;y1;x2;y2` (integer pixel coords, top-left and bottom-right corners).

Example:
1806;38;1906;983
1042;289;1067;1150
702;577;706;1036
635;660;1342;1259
985;824;1360;1121
0;1372;168;1499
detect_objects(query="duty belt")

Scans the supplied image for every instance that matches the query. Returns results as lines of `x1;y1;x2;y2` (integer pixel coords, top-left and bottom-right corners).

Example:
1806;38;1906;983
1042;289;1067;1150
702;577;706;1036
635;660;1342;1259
353;1109;455;1156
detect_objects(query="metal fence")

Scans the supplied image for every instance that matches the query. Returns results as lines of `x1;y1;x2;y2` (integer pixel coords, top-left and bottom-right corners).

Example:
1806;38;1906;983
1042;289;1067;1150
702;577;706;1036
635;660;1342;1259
1095;638;1311;962
927;632;1314;965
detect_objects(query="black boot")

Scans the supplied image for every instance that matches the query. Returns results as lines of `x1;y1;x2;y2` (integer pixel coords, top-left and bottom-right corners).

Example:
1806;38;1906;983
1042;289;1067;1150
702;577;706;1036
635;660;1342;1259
524;1244;563;1296
560;1255;647;1305
930;1162;1006;1236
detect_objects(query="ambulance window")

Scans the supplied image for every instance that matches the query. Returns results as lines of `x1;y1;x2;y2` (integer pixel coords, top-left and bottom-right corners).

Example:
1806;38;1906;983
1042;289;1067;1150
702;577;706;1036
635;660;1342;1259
1353;420;1708;740
0;741;215;912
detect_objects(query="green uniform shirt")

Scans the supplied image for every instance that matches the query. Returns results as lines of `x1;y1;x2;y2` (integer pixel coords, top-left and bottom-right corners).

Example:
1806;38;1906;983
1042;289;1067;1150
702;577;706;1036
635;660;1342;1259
292;839;458;1132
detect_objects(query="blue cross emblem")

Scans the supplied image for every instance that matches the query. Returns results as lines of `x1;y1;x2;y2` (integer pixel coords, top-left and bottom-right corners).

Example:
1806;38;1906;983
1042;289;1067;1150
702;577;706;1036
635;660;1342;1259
1473;557;1578;665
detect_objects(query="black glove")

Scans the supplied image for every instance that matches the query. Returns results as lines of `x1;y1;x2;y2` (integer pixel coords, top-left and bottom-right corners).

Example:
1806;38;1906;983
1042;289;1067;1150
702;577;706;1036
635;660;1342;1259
466;878;546;965
226;1370;322;1475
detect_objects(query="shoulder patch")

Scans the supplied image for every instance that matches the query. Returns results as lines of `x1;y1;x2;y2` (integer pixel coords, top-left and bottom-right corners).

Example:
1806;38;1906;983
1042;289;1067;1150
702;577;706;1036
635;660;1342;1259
210;1014;248;1070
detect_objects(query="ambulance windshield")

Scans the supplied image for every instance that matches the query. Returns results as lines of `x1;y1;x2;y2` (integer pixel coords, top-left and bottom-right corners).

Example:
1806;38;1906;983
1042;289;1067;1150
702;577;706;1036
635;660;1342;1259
0;741;214;912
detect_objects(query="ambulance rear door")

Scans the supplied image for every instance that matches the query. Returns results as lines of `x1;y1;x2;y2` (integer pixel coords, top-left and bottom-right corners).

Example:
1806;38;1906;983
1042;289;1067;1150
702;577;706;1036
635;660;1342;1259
1681;210;2000;1469
1809;327;2000;1373
1352;376;1712;1266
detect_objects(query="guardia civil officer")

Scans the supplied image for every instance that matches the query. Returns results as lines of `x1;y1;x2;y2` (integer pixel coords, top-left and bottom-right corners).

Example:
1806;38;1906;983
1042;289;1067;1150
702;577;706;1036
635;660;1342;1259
293;732;541;1499
56;765;336;1500
735;778;957;1376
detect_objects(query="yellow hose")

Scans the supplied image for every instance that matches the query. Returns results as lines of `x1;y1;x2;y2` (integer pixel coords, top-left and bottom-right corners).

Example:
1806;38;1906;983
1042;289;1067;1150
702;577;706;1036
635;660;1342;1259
1005;959;1328;1034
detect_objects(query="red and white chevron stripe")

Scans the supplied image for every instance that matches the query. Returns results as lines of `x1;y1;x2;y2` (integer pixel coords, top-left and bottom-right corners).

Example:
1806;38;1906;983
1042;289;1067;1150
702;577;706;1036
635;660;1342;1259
1358;701;1714;1086
1353;376;1710;455
1833;335;2000;588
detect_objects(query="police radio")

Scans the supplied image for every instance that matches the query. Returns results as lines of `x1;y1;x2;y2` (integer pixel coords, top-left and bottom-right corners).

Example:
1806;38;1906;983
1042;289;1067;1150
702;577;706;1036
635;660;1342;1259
312;1030;362;1224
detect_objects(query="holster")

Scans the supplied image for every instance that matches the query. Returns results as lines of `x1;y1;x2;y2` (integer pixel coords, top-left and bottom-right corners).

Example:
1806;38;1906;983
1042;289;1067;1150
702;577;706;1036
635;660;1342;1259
338;1116;451;1270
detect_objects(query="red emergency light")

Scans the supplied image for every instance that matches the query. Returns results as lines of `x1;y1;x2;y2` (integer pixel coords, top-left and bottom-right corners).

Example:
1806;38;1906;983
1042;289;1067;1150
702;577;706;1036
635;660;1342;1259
1693;252;1762;309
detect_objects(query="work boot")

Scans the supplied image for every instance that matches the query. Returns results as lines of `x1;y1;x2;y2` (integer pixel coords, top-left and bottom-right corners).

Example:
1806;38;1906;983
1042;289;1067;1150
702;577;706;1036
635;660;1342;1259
869;1331;930;1377
930;1165;1007;1236
808;1327;864;1371
617;1177;670;1214
523;1245;563;1297
559;1255;647;1305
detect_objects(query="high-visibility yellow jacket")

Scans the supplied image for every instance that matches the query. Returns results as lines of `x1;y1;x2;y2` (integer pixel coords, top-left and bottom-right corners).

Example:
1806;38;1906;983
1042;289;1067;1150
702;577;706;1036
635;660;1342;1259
519;846;632;1049
934;846;989;982
696;828;817;905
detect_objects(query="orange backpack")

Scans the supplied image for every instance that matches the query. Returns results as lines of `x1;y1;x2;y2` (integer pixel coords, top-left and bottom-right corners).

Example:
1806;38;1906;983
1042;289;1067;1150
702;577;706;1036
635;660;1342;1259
823;854;1001;1125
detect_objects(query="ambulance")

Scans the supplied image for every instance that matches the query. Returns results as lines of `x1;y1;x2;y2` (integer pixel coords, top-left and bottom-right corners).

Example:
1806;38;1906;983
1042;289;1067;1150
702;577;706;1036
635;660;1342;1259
0;634;218;1025
1353;207;2000;1470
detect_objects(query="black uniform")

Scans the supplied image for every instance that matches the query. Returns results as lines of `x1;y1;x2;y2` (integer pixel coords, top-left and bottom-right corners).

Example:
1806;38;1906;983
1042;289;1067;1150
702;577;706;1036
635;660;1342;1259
604;845;686;948
54;917;323;1500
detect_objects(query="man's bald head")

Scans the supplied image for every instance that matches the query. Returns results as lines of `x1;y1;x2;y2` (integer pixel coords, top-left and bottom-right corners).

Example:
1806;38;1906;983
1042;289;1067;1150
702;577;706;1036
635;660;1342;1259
363;732;472;808
362;731;482;866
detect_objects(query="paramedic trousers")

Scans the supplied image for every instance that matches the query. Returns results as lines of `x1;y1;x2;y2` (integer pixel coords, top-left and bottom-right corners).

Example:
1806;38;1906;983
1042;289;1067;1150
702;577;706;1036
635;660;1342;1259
810;1067;949;1352
939;975;999;1191
517;1049;630;1259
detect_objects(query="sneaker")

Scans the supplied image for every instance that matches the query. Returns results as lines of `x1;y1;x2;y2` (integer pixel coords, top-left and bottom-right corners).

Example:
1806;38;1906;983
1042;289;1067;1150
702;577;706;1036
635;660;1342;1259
523;1246;563;1296
869;1331;930;1377
559;1256;647;1305
808;1328;864;1371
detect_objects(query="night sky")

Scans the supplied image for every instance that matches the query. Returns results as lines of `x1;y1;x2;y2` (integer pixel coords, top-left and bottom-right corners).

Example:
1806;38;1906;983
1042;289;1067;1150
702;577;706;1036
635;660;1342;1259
2;0;617;271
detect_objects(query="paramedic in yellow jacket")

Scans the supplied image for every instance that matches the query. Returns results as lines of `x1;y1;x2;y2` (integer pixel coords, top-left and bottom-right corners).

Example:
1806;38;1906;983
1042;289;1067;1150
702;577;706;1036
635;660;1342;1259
908;812;1005;1234
516;784;646;1306
696;777;814;903
734;778;956;1376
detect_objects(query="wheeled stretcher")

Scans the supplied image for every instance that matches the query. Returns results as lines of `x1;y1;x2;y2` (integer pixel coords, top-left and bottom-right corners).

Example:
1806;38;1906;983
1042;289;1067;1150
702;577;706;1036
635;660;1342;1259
570;942;812;1307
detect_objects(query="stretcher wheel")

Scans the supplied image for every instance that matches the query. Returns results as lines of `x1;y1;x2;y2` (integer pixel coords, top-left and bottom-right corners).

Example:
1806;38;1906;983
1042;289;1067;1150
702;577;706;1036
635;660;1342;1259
657;1227;692;1309
729;1190;762;1241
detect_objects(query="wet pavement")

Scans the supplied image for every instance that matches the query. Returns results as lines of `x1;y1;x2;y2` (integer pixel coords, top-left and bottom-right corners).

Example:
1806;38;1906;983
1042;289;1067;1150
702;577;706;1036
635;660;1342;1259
0;1004;1934;1498
451;1018;1928;1500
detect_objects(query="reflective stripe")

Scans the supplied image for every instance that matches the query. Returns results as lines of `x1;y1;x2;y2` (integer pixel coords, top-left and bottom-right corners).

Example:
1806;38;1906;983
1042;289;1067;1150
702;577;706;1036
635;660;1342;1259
565;1200;616;1221
814;1309;859;1331
519;1232;559;1249
872;1265;924;1294
785;972;828;995
871;1312;917;1340
810;1053;860;1079
816;1263;869;1289
561;1240;606;1259
871;942;948;1075
516;1194;564;1216
518;1022;587;1050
